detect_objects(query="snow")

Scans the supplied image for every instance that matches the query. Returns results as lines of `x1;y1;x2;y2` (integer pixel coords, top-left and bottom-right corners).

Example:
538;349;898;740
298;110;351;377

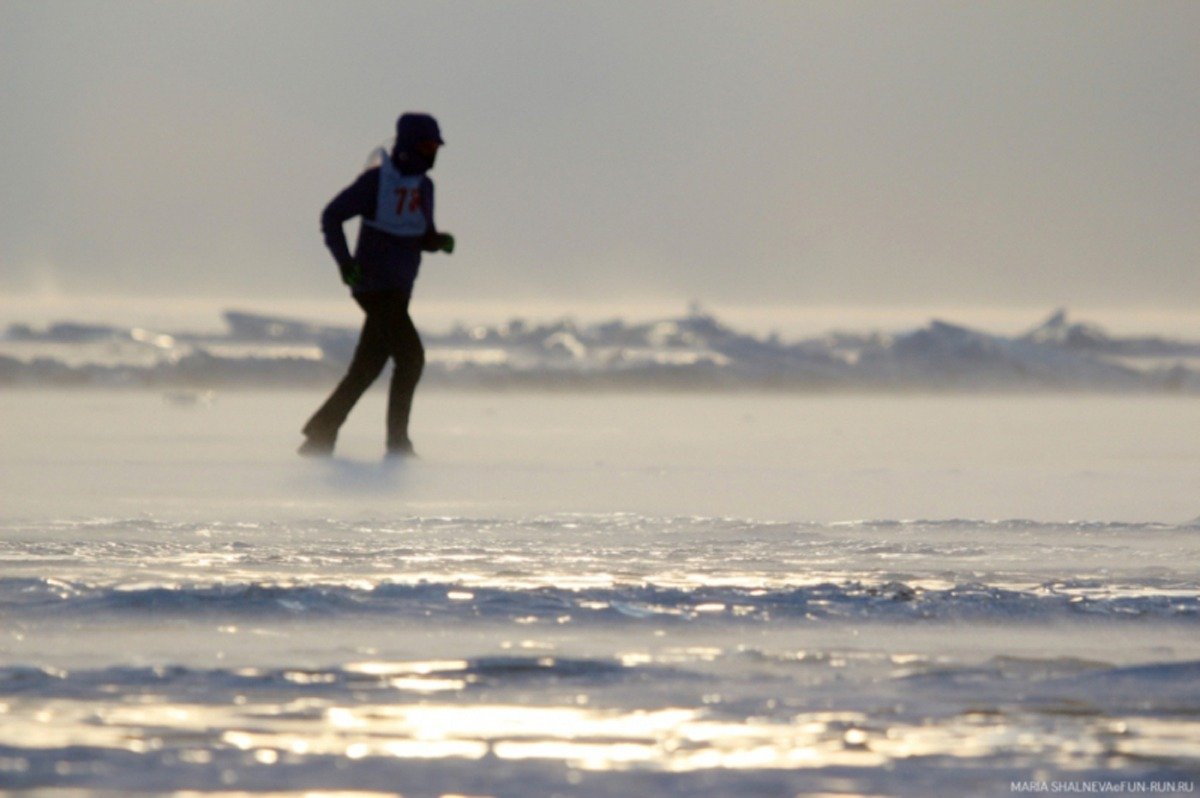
4;391;1200;522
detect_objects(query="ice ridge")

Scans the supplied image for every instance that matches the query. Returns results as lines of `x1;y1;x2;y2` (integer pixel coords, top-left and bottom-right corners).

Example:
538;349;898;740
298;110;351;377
2;308;1198;391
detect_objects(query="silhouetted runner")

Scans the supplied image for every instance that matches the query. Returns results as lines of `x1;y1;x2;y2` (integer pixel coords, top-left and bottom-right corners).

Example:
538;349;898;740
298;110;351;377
300;113;454;458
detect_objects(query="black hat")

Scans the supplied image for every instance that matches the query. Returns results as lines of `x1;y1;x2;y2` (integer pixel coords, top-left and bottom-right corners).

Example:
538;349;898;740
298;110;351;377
396;113;444;147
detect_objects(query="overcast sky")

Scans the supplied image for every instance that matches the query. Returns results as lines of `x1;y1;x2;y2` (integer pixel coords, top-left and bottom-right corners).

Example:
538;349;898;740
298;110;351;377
2;1;1197;314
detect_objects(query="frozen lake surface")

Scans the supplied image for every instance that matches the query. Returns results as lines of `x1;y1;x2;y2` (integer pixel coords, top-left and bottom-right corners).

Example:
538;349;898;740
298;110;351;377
1;391;1198;796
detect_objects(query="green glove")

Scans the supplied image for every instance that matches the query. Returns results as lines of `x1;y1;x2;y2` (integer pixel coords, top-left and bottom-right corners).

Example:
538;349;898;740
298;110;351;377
439;233;455;254
339;260;363;288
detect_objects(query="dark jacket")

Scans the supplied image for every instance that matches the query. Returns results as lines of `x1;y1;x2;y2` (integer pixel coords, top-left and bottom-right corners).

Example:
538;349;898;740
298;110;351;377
321;114;444;295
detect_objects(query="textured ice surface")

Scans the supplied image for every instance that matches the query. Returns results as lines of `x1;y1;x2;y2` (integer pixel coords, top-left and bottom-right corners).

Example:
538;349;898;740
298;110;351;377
2;514;1198;795
3;517;1199;624
1;392;1198;795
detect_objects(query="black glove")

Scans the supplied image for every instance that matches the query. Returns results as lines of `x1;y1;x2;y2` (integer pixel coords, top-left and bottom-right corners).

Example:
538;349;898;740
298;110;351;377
338;259;362;288
422;231;455;254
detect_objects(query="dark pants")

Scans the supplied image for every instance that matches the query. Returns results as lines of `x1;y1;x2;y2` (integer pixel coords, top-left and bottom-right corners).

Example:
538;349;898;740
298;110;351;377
303;290;424;451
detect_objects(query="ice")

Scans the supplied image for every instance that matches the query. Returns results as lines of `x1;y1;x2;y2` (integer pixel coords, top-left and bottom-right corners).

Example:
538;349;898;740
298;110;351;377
4;307;1199;391
1;388;1199;794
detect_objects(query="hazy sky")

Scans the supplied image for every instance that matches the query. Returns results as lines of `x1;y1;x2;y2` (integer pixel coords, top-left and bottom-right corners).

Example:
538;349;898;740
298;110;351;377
2;1;1197;313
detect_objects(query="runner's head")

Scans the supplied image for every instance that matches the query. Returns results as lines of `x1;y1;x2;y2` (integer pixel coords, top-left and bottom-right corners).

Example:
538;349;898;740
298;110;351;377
393;113;443;172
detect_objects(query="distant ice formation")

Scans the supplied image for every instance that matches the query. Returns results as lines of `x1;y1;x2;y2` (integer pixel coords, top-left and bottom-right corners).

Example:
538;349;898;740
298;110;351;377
2;307;1198;392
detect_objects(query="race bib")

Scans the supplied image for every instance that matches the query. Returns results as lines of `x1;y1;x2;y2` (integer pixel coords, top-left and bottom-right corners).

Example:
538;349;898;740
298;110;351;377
366;158;428;237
